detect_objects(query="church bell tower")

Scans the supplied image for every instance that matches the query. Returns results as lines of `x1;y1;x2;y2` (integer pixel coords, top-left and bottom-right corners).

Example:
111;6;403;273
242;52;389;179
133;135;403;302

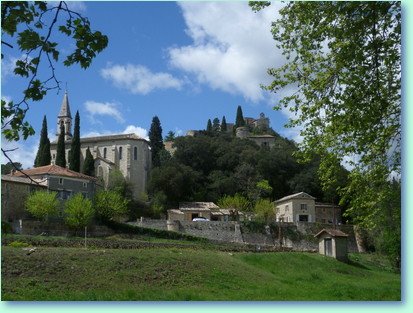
57;90;73;141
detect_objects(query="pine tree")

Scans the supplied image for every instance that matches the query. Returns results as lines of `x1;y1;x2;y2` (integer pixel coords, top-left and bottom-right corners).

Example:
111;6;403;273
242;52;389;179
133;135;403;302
235;105;246;128
148;116;164;168
69;111;81;172
221;116;227;132
206;119;212;132
82;147;95;176
55;123;66;168
34;116;51;167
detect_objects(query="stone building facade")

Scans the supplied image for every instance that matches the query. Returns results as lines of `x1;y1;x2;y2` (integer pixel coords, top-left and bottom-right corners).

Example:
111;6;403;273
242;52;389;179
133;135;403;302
1;175;47;222
49;91;151;200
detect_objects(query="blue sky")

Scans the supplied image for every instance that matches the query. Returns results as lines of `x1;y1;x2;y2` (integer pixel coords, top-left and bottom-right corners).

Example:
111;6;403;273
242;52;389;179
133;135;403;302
1;1;299;169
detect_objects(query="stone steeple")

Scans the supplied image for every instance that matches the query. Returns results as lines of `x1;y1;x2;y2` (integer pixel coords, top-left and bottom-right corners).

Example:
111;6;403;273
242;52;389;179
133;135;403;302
57;90;73;141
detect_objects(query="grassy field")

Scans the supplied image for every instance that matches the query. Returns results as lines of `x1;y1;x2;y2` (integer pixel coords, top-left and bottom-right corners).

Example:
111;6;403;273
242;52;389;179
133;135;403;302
1;242;400;301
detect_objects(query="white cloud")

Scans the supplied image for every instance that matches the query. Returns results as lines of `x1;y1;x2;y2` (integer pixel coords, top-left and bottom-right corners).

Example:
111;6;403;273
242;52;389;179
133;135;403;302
84;100;124;123
1;138;38;170
100;64;183;95
168;1;285;103
82;125;149;141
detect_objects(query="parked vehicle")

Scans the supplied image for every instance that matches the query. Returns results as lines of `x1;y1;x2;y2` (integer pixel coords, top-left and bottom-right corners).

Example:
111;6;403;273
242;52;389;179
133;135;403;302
192;217;210;221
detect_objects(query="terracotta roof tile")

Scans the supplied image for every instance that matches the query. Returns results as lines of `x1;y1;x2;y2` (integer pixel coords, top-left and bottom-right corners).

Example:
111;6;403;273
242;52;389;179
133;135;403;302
14;164;96;181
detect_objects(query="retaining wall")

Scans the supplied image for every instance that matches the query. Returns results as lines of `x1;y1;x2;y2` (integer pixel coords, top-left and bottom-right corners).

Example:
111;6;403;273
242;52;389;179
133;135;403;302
132;219;360;253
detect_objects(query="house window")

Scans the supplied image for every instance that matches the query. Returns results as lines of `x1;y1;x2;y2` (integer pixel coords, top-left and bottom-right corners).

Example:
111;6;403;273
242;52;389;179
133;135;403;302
300;204;307;211
134;147;138;160
285;205;289;212
59;178;64;185
52;154;56;159
68;150;71;160
83;182;88;188
299;215;308;222
103;147;107;159
119;147;123;160
58;190;71;200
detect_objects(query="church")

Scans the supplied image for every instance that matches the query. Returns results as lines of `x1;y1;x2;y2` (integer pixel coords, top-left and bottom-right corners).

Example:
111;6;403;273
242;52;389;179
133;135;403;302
49;91;151;200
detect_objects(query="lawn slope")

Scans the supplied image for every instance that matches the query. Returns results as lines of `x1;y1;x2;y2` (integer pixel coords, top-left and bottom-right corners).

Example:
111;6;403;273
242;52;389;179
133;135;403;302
1;246;400;301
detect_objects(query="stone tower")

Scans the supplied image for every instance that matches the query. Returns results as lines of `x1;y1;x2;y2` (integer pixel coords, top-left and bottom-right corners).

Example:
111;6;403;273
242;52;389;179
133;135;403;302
57;90;73;141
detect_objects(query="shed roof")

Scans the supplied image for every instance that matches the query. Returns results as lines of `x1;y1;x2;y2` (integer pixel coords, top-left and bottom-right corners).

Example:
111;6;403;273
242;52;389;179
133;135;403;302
178;202;219;211
314;229;348;238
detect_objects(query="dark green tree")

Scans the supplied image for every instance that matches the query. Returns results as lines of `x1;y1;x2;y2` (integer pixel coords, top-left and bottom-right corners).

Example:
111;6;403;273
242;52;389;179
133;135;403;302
206;119;212;133
148;116;164;168
235;105;245;128
164;130;176;142
69;111;81;172
55;123;66;168
1;162;22;174
212;117;220;132
34;115;51;167
82;147;95;176
221;116;227;132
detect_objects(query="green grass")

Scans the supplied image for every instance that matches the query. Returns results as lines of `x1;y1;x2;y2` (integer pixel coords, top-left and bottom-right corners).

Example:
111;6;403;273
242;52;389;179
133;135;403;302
1;245;400;301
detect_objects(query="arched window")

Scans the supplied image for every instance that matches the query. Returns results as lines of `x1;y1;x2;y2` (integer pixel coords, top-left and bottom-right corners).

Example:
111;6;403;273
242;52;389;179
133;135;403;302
134;147;138;160
103;147;107;159
119;147;123;160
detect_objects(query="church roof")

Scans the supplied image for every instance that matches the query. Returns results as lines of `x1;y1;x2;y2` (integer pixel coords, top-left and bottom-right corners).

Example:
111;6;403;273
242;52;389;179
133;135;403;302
58;90;72;118
80;133;148;143
50;133;148;145
13;164;96;181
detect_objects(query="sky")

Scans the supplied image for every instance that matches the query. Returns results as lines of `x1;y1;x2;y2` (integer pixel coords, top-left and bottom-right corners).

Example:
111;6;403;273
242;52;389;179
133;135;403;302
1;0;300;169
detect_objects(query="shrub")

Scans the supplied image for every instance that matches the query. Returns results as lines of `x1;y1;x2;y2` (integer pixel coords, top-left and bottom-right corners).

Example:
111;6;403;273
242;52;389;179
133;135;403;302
8;241;29;247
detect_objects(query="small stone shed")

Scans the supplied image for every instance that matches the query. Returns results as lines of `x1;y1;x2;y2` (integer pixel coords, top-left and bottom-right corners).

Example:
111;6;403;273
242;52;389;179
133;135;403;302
314;229;348;262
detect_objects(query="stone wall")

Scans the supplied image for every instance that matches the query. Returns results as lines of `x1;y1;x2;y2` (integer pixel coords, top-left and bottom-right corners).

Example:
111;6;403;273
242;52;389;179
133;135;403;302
133;219;360;253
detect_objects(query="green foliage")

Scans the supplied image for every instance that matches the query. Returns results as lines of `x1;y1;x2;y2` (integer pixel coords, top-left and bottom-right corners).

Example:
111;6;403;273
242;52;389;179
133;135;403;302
221;116;227;132
2;221;13;235
34;115;51;167
206;119;212;133
7;241;29;248
25;190;59;220
64;193;94;229
253;199;275;223
164;130;175;142
69;111;81;172
212;118;220;132
148;116;165;168
235;105;245;128
1;161;22;174
254;1;401;261
94;190;129;221
82;147;95;176
217;193;250;212
1;1;108;142
55;123;66;167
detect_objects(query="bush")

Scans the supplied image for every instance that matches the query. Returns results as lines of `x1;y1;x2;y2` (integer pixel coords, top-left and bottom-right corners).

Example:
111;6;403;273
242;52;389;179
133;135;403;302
8;241;29;247
2;221;13;235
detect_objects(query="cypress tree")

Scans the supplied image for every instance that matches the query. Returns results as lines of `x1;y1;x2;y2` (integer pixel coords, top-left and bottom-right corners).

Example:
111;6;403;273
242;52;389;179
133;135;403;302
235;105;246;128
34;116;51;167
148;116;164;168
212;117;220;131
206;119;212;132
69;111;81;172
55;123;66;168
221;116;227;132
82;147;95;176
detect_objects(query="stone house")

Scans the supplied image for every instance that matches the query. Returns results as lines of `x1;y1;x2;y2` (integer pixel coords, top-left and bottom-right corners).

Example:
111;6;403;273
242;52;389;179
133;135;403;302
168;202;219;221
315;202;342;224
1;175;47;222
12;164;97;218
49;91;151;200
275;192;317;222
314;229;348;262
